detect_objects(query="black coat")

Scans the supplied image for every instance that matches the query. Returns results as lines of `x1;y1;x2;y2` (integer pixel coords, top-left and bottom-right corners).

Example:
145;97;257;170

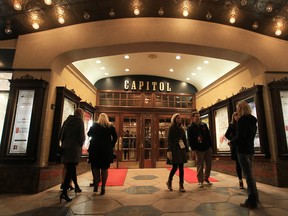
230;114;257;155
167;124;189;164
225;123;237;160
187;122;212;152
60;115;85;163
88;123;118;169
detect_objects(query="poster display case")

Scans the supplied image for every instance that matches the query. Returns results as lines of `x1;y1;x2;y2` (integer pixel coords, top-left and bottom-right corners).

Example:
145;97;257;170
0;76;48;162
231;85;270;157
268;77;288;159
80;101;96;156
212;101;230;152
49;87;81;162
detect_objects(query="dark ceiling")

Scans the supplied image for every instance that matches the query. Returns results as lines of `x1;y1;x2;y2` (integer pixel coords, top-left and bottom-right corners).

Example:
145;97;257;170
0;0;288;41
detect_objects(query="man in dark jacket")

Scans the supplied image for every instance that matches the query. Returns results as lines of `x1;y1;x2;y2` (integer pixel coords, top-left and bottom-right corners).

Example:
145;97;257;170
230;100;259;209
187;111;213;188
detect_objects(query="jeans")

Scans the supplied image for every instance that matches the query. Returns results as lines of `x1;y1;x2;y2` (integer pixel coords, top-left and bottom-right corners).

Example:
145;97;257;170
237;153;258;205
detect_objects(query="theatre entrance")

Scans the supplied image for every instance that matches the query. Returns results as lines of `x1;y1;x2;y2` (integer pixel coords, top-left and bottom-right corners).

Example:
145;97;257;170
102;112;191;169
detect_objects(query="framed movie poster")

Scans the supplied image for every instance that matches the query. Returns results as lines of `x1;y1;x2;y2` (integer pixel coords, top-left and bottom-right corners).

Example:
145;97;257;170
0;76;48;162
49;87;81;162
9;90;35;154
214;106;230;152
231;85;269;157
269;78;288;159
80;101;95;156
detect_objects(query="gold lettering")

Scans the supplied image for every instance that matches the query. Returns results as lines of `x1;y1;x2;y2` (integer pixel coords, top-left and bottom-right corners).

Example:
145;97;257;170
167;82;172;91
124;80;129;90
139;81;144;90
146;81;149;91
131;81;136;90
159;82;164;91
152;82;157;91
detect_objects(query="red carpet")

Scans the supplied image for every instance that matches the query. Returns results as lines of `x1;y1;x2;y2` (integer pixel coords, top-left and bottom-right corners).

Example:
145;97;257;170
167;168;218;183
100;168;127;186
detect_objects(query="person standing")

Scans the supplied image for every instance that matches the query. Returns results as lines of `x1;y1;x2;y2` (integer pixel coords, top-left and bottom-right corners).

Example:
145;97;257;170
187;111;213;188
225;112;244;189
60;108;86;203
88;113;118;195
166;113;190;192
230;101;259;209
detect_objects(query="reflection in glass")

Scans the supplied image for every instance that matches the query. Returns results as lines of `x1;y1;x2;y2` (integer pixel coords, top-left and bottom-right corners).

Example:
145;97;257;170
123;117;137;161
214;107;229;152
280;91;288;147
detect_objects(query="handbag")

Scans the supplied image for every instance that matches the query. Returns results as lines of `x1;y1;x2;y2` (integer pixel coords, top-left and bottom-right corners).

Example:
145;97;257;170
56;145;64;156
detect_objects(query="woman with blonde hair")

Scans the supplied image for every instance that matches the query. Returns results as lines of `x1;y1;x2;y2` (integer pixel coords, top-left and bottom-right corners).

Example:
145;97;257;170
88;113;118;195
225;112;244;189
230;100;259;209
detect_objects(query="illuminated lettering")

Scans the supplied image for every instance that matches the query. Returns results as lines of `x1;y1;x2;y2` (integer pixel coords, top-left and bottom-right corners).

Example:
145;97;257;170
131;81;136;90
123;80;172;92
124;80;129;90
139;81;144;90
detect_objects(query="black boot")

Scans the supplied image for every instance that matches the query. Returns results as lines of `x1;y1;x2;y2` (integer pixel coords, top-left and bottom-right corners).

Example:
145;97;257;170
60;192;72;203
179;182;185;192
166;179;172;191
100;187;105;195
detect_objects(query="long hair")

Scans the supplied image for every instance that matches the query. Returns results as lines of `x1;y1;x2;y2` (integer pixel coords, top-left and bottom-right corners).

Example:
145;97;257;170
230;112;238;124
237;100;252;117
171;113;182;127
97;113;111;128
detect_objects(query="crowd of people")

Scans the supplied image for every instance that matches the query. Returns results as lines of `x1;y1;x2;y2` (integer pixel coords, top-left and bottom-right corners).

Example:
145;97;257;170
59;100;259;209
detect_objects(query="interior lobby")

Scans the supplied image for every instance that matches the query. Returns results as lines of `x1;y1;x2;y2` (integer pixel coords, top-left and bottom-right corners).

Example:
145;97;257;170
0;0;288;215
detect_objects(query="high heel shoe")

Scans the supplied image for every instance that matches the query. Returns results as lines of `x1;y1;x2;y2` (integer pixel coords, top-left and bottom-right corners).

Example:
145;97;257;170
100;188;105;195
69;184;74;191
74;187;82;193
60;193;72;203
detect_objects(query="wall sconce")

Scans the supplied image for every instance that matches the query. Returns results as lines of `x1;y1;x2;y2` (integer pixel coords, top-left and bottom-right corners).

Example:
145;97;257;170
29;11;40;29
206;11;212;20
5;25;12;34
134;6;140;15
83;11;90;20
158;7;164;16
229;9;236;24
240;0;248;6
13;0;23;11
274;16;285;36
44;0;52;5
252;21;258;30
182;7;189;17
266;1;273;12
109;9;115;17
56;6;65;24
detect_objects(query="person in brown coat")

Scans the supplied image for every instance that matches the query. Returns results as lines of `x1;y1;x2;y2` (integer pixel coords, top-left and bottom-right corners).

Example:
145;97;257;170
166;113;190;192
59;108;86;202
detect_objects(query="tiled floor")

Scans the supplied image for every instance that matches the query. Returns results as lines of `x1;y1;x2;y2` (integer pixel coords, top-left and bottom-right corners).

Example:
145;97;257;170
0;168;288;216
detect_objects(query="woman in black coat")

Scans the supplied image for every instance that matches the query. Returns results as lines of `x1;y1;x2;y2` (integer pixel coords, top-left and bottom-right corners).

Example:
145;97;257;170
60;108;86;202
88;113;118;195
225;112;244;189
166;113;190;192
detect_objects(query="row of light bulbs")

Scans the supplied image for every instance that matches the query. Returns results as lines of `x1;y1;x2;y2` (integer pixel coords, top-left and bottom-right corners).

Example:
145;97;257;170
8;0;286;37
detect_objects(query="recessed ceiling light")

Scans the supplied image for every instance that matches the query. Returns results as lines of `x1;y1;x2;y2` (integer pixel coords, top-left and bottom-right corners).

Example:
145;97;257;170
104;72;109;75
204;60;209;64
186;77;190;80
176;55;181;60
125;68;130;72
100;67;105;70
197;67;202;70
169;68;174;72
191;72;196;76
96;60;101;64
124;55;129;59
